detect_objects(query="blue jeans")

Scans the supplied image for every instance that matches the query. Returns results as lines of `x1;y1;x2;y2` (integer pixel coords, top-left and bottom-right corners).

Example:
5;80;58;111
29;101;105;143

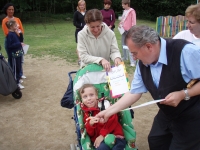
10;56;22;84
4;38;11;65
121;32;128;61
96;138;126;150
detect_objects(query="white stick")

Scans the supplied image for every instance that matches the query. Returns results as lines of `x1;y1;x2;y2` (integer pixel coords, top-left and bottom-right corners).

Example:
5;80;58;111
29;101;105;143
121;99;165;111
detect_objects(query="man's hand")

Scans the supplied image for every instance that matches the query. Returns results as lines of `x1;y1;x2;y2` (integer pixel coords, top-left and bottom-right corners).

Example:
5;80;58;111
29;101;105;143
160;90;185;107
95;110;110;124
94;135;104;148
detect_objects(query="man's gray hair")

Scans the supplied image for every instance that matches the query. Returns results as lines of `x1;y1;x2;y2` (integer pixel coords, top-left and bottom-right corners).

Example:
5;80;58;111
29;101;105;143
125;25;160;47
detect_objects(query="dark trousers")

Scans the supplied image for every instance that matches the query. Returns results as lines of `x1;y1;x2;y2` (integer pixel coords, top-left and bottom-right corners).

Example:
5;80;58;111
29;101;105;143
148;102;200;150
75;28;82;43
96;138;126;150
4;38;11;65
10;56;22;84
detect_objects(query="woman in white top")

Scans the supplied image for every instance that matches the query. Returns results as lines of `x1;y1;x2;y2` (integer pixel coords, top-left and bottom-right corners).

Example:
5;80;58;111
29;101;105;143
173;3;200;47
77;9;122;71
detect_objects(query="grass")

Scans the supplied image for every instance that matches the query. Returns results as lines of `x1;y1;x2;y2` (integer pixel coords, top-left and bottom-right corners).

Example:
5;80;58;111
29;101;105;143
0;19;156;72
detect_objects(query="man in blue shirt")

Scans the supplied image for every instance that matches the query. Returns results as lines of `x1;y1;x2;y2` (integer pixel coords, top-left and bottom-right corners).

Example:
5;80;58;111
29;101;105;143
96;25;200;149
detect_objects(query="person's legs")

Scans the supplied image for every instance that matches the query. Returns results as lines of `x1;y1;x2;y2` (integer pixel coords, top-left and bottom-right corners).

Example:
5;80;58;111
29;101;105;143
75;29;81;65
15;57;22;84
148;110;172;150
169;101;200;150
112;138;126;150
121;32;128;61
20;55;24;77
96;141;110;150
4;38;11;66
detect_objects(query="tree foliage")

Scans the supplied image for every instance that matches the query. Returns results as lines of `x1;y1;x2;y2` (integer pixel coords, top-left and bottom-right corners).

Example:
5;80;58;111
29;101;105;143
0;0;198;21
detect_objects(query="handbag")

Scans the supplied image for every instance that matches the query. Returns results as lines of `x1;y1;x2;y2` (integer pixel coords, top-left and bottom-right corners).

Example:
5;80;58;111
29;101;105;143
60;71;77;109
12;49;24;58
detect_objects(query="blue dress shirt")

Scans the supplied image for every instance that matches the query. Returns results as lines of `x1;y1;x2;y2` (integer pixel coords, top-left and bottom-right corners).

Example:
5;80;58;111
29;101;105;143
130;38;200;94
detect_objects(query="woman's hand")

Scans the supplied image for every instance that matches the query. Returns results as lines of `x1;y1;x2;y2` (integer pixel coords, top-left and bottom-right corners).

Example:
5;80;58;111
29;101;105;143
114;57;122;66
94;135;104;148
100;59;111;72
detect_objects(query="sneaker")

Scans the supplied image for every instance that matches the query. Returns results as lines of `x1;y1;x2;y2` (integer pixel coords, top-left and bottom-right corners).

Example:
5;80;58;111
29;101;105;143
130;63;135;67
18;83;25;89
21;75;26;79
19;79;23;83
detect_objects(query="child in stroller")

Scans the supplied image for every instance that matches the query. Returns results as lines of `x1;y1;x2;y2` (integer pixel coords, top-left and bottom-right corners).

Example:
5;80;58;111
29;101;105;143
79;84;126;149
70;63;137;150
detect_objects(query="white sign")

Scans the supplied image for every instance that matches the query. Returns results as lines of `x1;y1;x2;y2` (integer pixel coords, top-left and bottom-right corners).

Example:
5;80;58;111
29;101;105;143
107;64;129;97
23;44;29;55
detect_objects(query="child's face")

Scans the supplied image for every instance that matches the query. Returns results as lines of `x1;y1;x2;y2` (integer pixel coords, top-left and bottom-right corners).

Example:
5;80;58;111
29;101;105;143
122;3;128;9
10;23;18;31
81;87;98;108
104;4;111;9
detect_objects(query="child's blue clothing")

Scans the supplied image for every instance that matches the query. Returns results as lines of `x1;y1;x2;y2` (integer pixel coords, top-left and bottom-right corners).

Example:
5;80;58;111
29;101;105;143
6;31;22;59
6;31;23;84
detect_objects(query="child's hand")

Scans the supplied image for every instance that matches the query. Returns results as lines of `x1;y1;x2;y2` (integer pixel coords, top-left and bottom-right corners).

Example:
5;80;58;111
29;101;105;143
21;43;25;47
94;135;104;148
86;117;99;126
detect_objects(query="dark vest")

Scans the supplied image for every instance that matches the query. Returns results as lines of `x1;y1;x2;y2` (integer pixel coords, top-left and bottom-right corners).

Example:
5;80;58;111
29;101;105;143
139;39;200;118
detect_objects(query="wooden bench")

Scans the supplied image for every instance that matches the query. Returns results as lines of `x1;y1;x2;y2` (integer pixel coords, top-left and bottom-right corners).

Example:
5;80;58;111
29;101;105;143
156;15;187;37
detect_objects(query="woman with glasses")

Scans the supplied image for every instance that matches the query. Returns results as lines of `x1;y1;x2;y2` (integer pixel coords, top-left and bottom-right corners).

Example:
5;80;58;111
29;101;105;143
77;9;122;71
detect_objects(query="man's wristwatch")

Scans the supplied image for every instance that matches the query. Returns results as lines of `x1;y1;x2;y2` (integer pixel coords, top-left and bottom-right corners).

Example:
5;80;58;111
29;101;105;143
183;89;190;100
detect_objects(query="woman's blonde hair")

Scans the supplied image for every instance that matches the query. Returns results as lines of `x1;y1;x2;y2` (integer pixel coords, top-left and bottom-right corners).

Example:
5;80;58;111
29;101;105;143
77;0;86;12
185;3;200;23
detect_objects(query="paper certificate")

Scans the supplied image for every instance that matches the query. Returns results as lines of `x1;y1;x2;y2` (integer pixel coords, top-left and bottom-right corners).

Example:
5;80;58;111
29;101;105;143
107;63;130;98
118;26;125;35
23;44;29;55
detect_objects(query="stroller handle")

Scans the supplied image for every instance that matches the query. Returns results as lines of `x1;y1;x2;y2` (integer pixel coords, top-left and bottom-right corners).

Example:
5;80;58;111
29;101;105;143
68;71;77;81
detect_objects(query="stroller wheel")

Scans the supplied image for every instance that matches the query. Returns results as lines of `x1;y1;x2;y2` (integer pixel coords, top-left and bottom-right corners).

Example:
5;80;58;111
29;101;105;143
70;144;76;150
12;88;22;99
70;144;79;150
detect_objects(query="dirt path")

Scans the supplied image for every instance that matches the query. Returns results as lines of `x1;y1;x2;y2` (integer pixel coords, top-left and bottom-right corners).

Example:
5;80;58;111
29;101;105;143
0;56;158;150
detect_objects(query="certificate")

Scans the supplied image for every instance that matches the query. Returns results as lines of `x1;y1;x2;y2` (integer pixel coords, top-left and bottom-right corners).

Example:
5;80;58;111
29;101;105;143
107;62;130;98
23;44;29;55
118;26;125;35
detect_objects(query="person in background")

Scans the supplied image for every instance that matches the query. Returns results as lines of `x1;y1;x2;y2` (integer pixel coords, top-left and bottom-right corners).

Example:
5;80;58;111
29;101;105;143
2;3;26;80
100;0;115;31
6;20;24;89
173;3;200;47
119;0;136;67
79;84;126;149
73;0;86;65
77;9;121;71
96;25;200;150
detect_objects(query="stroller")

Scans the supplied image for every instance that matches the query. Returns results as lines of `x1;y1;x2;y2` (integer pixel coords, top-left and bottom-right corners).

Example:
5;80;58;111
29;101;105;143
61;64;137;150
0;49;22;99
